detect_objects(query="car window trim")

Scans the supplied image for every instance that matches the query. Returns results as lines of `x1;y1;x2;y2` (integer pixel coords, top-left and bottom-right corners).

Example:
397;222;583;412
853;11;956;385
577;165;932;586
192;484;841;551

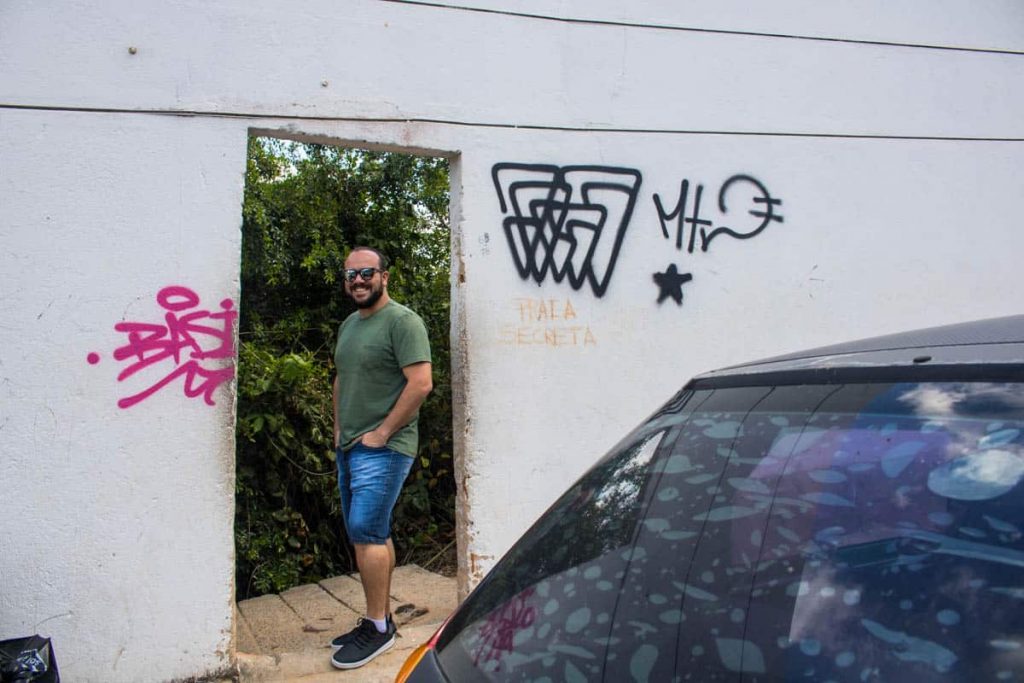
689;363;1024;391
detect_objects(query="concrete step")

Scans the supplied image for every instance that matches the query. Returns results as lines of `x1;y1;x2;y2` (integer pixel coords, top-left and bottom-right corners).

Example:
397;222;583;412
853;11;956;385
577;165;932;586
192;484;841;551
235;565;457;682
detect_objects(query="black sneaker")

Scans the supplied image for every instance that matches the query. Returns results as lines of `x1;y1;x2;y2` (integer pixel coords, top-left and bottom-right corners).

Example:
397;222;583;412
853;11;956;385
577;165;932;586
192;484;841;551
330;618;396;669
330;614;395;650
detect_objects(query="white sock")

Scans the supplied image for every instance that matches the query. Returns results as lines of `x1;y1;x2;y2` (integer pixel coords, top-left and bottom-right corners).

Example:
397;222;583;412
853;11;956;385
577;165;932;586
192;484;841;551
369;616;388;633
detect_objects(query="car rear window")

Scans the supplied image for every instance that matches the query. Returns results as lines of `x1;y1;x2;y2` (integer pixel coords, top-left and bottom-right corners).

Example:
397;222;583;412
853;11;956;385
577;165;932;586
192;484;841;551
436;381;1024;681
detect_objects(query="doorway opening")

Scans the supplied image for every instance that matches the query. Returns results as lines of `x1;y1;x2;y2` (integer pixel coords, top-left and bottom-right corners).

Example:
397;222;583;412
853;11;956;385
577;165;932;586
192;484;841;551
233;135;456;602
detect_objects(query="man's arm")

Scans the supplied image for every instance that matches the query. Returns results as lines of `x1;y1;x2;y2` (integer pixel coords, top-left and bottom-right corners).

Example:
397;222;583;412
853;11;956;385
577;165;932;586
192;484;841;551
360;361;433;448
333;375;340;449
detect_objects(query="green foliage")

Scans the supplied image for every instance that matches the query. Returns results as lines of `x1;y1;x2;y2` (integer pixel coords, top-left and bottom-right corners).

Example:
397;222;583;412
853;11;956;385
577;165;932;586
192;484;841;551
235;138;453;599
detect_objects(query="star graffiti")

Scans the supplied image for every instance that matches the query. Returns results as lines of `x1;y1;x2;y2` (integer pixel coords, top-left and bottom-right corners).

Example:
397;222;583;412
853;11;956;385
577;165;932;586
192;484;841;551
653;264;693;305
649;173;783;308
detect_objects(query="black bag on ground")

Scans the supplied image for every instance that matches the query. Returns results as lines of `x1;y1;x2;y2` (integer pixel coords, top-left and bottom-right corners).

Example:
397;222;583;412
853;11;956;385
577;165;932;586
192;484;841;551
0;635;59;683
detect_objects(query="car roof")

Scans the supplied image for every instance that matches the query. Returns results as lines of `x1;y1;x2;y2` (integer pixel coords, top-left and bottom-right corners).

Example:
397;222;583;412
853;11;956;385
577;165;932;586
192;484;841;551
698;314;1024;382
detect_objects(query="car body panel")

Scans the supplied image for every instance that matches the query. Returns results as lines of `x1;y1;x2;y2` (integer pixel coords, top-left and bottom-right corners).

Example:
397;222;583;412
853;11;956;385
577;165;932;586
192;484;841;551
402;316;1024;682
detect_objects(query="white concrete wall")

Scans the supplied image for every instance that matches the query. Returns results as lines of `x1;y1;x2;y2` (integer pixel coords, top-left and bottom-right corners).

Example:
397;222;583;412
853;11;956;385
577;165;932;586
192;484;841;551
2;1;1022;680
0;110;247;680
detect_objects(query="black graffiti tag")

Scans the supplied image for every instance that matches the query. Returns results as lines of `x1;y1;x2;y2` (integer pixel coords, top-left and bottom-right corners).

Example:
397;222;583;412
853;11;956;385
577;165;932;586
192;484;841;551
652;174;783;306
653;179;711;253
654;174;783;254
706;174;784;249
492;164;643;298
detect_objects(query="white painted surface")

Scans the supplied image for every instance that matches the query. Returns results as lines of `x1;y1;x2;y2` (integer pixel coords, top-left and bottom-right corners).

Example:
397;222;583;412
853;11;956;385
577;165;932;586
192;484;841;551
445;0;1024;52
3;1;1022;137
0;110;247;681
1;1;1022;680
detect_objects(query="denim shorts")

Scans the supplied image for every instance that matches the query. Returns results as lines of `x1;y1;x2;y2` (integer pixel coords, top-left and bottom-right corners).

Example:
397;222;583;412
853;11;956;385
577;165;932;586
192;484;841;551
336;443;414;544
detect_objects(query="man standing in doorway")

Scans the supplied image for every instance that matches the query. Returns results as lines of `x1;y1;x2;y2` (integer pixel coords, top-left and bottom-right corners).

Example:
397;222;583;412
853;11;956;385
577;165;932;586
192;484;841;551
329;246;433;670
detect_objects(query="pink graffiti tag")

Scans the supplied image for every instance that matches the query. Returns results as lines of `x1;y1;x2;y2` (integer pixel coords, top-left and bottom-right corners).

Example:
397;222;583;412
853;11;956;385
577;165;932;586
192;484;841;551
473;587;537;668
111;286;237;409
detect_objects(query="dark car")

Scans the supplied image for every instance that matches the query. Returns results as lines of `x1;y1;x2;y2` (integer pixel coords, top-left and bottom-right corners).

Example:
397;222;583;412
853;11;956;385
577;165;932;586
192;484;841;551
398;315;1024;682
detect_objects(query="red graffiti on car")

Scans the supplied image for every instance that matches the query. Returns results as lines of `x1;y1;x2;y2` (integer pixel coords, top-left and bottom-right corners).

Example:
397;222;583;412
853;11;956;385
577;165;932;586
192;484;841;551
473;587;537;668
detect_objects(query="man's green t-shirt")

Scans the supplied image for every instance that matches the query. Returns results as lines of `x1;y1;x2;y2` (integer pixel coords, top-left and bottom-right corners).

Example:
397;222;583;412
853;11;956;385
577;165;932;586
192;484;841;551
334;300;431;458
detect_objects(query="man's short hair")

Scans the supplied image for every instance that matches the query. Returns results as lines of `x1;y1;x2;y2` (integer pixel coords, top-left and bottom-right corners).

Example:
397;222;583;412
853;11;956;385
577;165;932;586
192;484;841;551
348;245;390;271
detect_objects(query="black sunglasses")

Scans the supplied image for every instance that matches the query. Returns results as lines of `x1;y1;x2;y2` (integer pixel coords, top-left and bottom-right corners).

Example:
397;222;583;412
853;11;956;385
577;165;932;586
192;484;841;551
344;267;383;282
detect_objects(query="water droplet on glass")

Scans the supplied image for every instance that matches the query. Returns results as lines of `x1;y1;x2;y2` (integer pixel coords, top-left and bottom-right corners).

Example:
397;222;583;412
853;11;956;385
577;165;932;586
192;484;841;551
809;469;847;484
979;429;1020;449
630;644;659;682
658;487;680;501
643;518;671;533
728;477;771;495
715;638;766;673
704;421;743;439
662;455;694;474
660;609;685;624
566;607;592;634
882;441;925;478
928;450;1024;501
695;506;761;522
984;514;1020;534
801;492;854;507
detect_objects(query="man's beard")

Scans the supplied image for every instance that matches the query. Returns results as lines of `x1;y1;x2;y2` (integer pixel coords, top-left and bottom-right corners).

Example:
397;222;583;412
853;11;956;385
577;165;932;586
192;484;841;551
350;282;384;309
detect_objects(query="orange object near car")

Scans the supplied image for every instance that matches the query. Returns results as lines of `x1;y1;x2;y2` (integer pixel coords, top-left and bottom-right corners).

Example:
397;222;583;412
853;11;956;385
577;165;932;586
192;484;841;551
395;616;450;683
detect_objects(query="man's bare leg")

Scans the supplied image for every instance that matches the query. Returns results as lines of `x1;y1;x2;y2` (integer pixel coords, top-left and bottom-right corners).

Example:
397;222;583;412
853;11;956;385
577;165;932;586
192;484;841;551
386;537;396;617
355;542;391;621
